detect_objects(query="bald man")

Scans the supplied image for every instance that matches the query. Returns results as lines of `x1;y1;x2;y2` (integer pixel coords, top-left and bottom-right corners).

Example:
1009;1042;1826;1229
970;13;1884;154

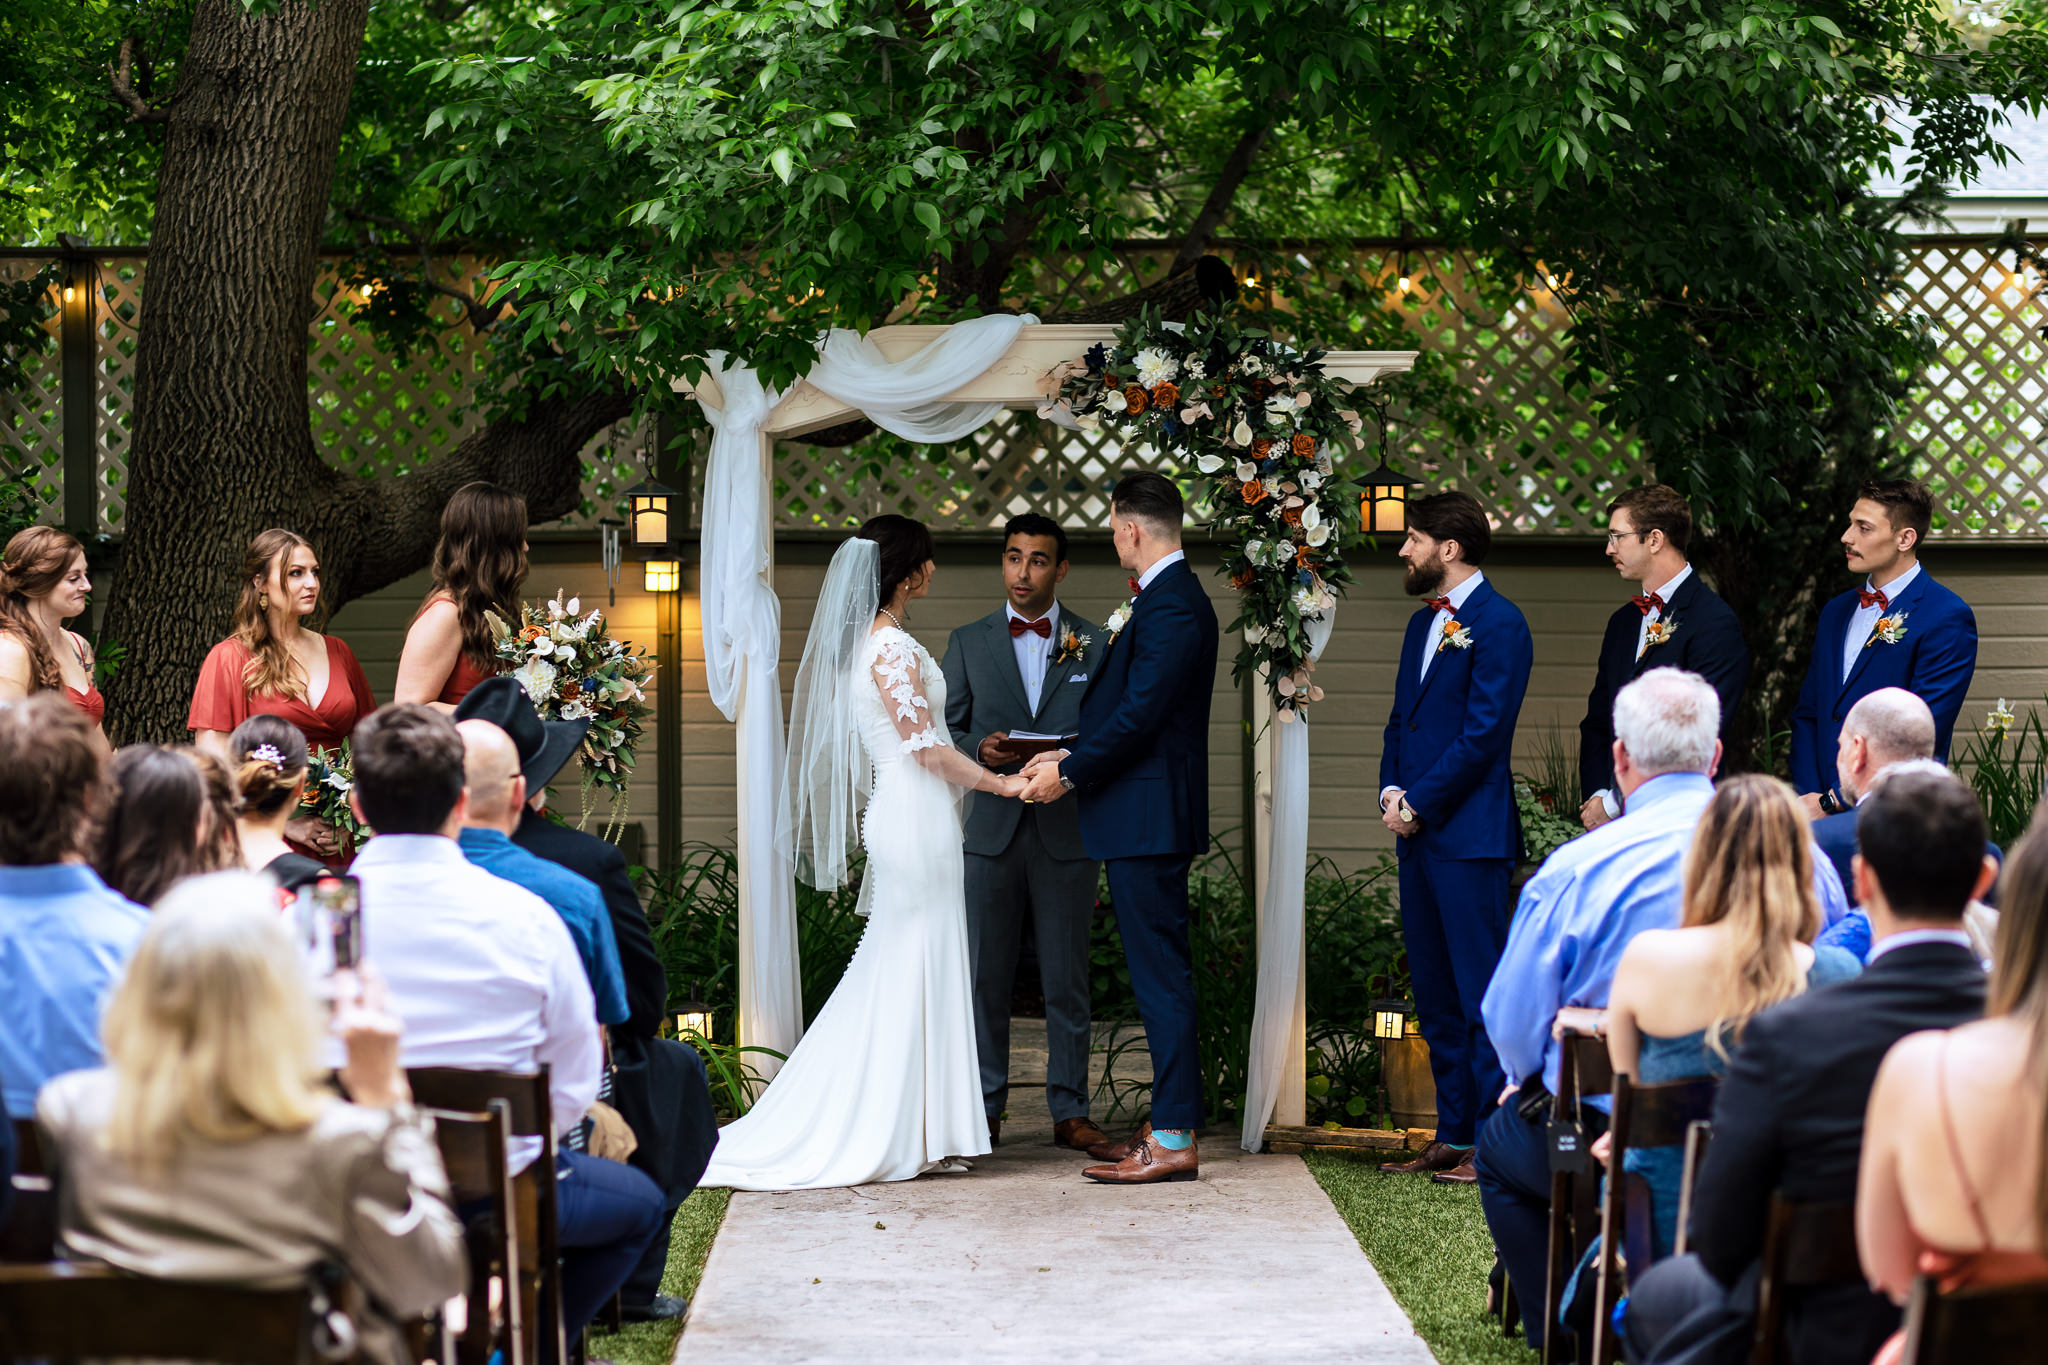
457;719;630;1026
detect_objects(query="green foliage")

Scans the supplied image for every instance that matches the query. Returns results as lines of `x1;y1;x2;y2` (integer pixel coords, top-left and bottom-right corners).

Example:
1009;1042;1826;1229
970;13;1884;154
0;466;41;546
1958;699;2048;851
1516;777;1584;871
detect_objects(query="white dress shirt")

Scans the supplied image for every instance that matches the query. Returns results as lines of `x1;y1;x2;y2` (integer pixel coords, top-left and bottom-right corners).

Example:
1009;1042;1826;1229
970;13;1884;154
1418;569;1486;682
1595;563;1694;818
347;834;600;1172
1865;926;1974;964
1007;602;1061;714
1842;561;1921;682
1136;549;1186;592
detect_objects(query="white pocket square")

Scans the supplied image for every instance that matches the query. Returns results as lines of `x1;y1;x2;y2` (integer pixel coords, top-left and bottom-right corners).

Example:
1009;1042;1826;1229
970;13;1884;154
1069;674;1088;682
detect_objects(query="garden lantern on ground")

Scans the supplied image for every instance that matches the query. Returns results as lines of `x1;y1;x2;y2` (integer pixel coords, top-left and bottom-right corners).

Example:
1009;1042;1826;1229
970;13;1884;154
676;980;714;1042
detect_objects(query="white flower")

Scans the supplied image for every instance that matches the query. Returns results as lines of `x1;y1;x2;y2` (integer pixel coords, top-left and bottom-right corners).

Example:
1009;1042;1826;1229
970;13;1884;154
1235;459;1258;481
1185;356;1207;380
1106;605;1133;637
566;596;580;617
323;771;352;793
1104;389;1128;414
1301;469;1325;492
1306;523;1332;547
1300;504;1323;531
1290;585;1322;617
1239;354;1266;376
514;658;559;703
1134;347;1180;388
1265;393;1296;422
560;699;594;721
1076;413;1101;432
1989;699;2017;734
1232;418;1254;446
1196;453;1227;474
1244;622;1268;645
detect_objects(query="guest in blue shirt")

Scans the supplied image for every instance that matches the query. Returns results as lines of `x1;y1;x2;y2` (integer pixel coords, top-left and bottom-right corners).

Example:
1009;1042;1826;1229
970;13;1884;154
456;719;630;1027
1473;669;1847;1354
0;693;149;1115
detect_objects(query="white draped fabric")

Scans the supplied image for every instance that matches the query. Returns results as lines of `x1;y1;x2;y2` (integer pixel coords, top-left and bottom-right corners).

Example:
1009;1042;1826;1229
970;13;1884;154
691;315;1035;1073
1241;608;1337;1151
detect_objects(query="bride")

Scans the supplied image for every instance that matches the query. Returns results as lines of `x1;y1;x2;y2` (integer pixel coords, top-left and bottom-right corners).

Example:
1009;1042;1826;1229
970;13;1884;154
699;515;1029;1190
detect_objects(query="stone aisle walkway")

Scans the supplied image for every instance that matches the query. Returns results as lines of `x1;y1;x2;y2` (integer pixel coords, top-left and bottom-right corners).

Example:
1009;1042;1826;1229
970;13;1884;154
676;1021;1436;1364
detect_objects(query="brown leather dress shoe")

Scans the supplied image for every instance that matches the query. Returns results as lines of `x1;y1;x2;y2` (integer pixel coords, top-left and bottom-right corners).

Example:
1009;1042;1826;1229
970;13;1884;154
1054;1117;1110;1152
1378;1141;1469;1175
1082;1133;1198;1185
1086;1121;1151;1162
1430;1149;1479;1185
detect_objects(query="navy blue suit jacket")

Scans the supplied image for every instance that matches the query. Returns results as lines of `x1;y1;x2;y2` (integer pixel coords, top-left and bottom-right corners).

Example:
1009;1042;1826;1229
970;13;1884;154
1812;808;2001;909
1380;578;1533;862
1789;571;1978;796
1065;558;1219;861
1578;570;1749;801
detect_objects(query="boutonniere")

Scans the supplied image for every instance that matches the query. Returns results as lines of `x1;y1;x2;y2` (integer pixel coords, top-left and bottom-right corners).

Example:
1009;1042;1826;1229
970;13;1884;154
1641;615;1679;654
1866;611;1910;648
1053;626;1092;665
1105;597;1136;643
1437;619;1474;654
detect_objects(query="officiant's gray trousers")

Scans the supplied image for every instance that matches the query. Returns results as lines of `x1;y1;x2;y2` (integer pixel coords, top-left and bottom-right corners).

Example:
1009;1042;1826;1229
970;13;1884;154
964;817;1099;1124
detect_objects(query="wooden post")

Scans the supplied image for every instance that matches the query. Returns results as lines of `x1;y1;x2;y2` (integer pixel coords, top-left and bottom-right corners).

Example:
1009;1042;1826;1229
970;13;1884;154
653;413;685;875
58;250;95;539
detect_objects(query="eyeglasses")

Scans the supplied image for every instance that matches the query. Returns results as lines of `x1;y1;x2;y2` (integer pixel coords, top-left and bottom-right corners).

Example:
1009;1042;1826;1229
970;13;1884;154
1605;530;1653;547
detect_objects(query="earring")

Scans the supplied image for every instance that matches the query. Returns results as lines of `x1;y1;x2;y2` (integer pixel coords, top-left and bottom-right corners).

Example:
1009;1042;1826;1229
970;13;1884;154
260;596;269;609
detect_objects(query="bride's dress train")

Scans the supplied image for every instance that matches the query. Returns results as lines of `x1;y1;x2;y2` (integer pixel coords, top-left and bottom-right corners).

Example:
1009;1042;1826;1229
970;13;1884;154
699;625;992;1191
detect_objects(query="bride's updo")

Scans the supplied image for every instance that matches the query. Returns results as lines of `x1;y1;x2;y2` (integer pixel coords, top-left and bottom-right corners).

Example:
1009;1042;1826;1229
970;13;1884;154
855;515;934;606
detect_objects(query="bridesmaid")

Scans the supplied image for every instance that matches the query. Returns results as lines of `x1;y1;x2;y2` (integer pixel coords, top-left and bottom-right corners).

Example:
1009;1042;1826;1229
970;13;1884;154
0;526;105;736
394;481;528;710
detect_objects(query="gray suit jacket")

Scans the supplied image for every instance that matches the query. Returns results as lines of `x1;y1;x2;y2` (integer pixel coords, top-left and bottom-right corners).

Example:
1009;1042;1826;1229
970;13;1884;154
942;606;1104;861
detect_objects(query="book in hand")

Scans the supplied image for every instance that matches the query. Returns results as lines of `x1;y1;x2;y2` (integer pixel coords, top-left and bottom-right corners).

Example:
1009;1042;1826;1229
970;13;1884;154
1006;731;1077;759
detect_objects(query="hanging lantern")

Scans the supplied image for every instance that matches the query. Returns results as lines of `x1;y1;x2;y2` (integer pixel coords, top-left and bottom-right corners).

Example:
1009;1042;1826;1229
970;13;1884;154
624;475;678;554
675;980;714;1041
1356;397;1421;535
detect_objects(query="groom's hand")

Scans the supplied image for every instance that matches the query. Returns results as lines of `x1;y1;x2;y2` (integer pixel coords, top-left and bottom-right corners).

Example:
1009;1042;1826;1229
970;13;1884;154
1022;747;1069;772
1380;788;1421;838
1020;763;1068;804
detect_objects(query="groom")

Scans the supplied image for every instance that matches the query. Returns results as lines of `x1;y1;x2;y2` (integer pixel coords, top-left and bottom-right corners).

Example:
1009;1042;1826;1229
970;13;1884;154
1022;471;1219;1185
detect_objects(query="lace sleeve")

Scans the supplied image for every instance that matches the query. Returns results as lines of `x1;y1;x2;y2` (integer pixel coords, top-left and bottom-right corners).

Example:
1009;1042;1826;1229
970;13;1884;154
869;631;1005;793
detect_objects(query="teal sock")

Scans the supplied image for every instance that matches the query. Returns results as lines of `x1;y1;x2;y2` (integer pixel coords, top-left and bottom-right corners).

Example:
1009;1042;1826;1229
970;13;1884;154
1446;1142;1473;1151
1152;1128;1194;1150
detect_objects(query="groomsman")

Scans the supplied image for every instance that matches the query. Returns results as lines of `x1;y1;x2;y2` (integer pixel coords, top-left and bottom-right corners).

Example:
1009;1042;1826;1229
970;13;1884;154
1790;478;1978;817
1578;485;1748;830
1377;492;1533;1185
941;515;1110;1155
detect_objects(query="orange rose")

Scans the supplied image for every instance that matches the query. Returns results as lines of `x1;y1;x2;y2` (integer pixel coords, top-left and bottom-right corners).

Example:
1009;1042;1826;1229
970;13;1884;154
520;624;544;642
1210;383;1228;399
1242;480;1269;505
1291;432;1317;458
1282;504;1304;527
1231;568;1256;591
1152;380;1181;407
1252;437;1274;459
561;680;582;701
1123;384;1149;415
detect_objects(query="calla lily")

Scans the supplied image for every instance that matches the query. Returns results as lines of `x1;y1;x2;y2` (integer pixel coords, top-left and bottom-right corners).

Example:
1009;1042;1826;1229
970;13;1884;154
1181;402;1213;423
1235;459;1259;481
1196;453;1227;474
1233;418;1254;445
1306;523;1332;547
1300;504;1323;530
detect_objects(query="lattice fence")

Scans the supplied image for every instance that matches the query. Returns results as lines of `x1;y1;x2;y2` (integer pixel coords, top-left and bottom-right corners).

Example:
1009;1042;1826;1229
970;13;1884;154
5;240;2043;539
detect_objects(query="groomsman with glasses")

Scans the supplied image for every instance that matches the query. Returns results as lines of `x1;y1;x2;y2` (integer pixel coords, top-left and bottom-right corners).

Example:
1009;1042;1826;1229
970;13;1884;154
1789;478;1978;819
1578;485;1748;830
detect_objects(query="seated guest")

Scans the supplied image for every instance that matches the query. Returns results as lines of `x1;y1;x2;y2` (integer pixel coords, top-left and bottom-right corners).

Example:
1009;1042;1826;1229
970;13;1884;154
191;746;245;871
38;872;465;1365
457;716;630;1027
0;694;146;1115
1603;774;1861;1261
94;745;218;905
344;703;664;1336
1478;669;1847;1355
228;715;328;895
1856;812;2048;1365
1623;769;1995;1365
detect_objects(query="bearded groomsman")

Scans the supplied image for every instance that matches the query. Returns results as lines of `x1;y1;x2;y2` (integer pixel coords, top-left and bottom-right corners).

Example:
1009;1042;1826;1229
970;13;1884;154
941;514;1110;1155
1578;485;1748;830
1790;478;1978;818
1377;492;1533;1186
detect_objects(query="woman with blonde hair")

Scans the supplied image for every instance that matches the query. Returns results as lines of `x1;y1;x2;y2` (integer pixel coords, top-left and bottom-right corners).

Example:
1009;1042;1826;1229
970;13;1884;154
1602;773;1861;1258
35;872;466;1365
394;481;527;708
0;525;104;733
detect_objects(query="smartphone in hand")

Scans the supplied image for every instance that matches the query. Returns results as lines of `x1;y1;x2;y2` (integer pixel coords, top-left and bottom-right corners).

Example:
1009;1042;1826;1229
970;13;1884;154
311;875;363;972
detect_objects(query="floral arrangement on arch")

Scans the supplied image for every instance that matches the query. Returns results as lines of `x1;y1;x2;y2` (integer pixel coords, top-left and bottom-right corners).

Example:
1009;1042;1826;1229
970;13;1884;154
1046;307;1370;719
487;591;654;831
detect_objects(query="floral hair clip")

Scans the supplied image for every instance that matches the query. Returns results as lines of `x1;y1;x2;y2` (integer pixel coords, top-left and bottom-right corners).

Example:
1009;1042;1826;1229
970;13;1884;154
250;743;288;773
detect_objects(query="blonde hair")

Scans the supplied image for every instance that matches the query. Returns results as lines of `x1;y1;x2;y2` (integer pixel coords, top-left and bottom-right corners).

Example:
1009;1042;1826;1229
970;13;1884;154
1679;774;1820;1060
101;872;326;1172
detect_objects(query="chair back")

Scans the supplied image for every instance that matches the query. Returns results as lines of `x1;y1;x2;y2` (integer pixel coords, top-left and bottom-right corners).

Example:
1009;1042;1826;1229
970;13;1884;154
426;1103;524;1365
1749;1196;1860;1365
0;1176;56;1264
1543;1013;1611;1365
0;1261;354;1365
1900;1274;2048;1364
8;1121;39;1178
1673;1120;1712;1258
1590;1074;1720;1365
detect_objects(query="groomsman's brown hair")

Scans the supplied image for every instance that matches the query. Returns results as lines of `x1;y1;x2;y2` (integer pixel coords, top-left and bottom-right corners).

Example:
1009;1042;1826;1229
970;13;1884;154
1856;478;1934;545
1407;491;1493;565
1608;485;1692;555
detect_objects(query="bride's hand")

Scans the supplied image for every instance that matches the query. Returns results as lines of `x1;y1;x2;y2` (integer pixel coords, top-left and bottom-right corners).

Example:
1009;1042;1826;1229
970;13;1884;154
992;774;1030;800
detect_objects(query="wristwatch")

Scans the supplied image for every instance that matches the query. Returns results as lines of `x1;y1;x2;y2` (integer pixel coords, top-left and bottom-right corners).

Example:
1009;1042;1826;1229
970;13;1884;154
1058;768;1075;792
1817;788;1842;816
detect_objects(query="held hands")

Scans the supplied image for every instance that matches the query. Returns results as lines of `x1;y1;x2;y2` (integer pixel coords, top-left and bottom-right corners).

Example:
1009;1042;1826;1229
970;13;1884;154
988;773;1031;800
1022;748;1068;772
1019;760;1069;804
1380;789;1421;838
286;812;343;857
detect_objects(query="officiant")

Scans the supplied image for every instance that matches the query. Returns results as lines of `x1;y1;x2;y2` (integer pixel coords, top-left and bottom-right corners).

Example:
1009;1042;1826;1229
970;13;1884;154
942;515;1110;1154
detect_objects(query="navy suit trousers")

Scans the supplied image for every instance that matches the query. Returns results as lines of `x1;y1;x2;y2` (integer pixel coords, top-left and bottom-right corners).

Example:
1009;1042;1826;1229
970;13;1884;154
1398;849;1511;1145
1105;853;1202;1130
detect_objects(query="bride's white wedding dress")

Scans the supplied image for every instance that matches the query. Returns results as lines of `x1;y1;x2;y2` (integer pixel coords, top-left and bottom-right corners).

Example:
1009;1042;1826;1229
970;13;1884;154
699;625;993;1190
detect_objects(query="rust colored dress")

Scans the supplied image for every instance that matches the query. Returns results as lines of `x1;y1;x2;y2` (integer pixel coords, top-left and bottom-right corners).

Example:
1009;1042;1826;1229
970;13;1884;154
61;634;104;727
410;596;501;706
187;635;378;752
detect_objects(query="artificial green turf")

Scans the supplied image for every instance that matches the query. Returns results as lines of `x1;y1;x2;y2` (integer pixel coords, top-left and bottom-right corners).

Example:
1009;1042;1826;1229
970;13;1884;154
587;1186;732;1365
1305;1151;1538;1365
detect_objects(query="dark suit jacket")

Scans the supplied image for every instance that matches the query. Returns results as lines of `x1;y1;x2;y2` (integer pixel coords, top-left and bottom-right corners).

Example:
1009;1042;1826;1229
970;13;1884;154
1691;940;1986;1365
1379;578;1533;862
513;808;667;1039
1789;572;1978;796
1579;570;1749;801
942;605;1103;860
1812;810;2002;909
1065;558;1219;861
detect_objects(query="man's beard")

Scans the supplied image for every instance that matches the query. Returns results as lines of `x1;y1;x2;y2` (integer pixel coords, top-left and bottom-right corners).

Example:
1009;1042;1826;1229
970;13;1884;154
1403;554;1447;598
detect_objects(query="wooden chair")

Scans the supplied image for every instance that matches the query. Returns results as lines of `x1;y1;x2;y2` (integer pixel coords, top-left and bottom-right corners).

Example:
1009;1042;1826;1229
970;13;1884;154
1672;1120;1712;1258
1899;1273;2048;1363
1748;1195;1861;1365
0;1174;55;1265
1543;1013;1613;1365
407;1067;567;1365
426;1102;523;1365
0;1260;360;1364
7;1120;38;1178
1588;1074;1719;1364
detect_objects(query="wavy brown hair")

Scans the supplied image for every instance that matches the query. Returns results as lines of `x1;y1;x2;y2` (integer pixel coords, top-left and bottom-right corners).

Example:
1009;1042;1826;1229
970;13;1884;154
424;482;528;671
229;529;322;700
1989;812;2048;1249
1679;773;1821;1060
228;714;310;819
0;526;86;693
95;746;210;906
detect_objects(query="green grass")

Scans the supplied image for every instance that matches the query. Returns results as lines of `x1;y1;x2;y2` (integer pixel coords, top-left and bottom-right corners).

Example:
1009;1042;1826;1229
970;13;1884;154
1305;1151;1537;1365
586;1187;732;1365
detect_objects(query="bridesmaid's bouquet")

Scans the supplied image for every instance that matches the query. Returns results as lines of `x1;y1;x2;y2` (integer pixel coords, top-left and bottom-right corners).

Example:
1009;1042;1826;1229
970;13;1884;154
300;742;369;847
488;591;654;830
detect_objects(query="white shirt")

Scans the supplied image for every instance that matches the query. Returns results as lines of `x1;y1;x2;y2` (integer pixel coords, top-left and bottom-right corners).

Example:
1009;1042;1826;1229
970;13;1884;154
1418;569;1486;682
1865;926;1974;964
1595;564;1695;816
1843;561;1921;682
1006;602;1061;714
1136;549;1185;592
346;834;600;1172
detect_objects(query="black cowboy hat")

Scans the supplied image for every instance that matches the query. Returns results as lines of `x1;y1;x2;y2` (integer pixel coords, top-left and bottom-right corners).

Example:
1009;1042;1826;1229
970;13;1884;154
453;676;590;791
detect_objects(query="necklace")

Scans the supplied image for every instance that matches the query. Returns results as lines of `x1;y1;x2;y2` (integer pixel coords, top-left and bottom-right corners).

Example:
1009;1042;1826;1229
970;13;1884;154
879;607;904;630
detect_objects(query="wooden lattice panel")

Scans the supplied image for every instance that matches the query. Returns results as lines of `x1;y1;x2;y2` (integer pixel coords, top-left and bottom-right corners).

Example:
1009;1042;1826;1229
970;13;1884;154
0;257;63;521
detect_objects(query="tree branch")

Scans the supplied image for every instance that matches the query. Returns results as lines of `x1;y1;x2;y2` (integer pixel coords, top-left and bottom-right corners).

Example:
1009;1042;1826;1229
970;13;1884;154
109;36;173;124
1169;120;1275;276
343;208;508;331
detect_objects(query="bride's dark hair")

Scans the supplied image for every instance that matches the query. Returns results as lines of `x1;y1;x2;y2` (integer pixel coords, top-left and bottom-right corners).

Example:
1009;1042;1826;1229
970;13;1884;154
855;515;934;606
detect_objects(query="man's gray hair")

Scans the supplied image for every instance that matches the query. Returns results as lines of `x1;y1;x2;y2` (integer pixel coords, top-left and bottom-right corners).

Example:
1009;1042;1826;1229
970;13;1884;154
1842;687;1937;765
1614;668;1721;776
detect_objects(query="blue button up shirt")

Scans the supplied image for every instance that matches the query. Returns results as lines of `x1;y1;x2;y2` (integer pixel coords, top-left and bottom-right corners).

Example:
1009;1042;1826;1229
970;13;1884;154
458;827;630;1027
1482;772;1849;1099
0;864;149;1113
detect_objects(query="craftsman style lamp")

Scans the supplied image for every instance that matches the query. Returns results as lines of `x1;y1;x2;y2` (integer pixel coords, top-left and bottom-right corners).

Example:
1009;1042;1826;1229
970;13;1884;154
1370;994;1410;1130
643;558;682;594
623;470;679;556
1356;399;1422;535
675;980;714;1042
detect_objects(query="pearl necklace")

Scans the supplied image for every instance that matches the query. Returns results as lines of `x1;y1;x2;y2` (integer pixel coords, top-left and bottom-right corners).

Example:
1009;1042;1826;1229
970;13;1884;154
879;607;904;630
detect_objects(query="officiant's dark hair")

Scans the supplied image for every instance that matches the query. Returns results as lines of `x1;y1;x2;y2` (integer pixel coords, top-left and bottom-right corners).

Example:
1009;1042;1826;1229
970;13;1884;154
1110;471;1182;539
1407;491;1493;565
856;514;935;605
1004;514;1067;563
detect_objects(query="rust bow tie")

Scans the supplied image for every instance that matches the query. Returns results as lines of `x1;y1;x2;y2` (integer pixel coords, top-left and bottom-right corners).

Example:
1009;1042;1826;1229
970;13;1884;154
1858;587;1890;610
1631;592;1665;616
1128;577;1144;596
1008;616;1051;639
1425;596;1455;614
